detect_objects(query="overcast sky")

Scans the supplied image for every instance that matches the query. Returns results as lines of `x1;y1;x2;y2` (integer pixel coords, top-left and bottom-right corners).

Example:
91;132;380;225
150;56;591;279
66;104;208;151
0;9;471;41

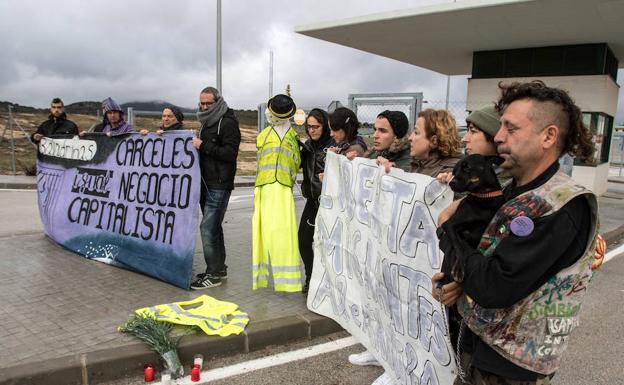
2;0;624;122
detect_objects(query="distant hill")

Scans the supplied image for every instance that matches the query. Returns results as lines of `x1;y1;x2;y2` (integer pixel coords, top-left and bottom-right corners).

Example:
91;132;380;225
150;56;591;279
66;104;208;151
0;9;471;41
0;101;43;113
121;100;195;113
64;101;102;115
0;99;258;126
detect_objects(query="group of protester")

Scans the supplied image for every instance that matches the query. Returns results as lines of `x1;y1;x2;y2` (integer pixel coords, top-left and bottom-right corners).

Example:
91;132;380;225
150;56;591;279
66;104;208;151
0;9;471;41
32;89;240;291
33;80;599;385
241;82;598;385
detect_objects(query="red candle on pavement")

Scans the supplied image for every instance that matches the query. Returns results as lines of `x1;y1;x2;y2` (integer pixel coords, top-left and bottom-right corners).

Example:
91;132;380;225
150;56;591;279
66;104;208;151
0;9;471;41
144;365;154;382
191;364;200;382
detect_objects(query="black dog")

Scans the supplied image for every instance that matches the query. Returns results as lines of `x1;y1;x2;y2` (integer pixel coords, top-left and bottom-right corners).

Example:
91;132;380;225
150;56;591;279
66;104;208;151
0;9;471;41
438;154;505;284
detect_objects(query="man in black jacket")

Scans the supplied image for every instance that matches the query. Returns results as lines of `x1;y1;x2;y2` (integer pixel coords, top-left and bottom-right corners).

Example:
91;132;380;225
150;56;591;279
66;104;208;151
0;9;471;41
434;81;597;385
31;98;79;143
191;87;241;289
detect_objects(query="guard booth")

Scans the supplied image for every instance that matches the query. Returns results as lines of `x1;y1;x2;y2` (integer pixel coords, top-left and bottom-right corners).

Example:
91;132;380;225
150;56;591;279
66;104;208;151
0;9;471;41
467;43;618;194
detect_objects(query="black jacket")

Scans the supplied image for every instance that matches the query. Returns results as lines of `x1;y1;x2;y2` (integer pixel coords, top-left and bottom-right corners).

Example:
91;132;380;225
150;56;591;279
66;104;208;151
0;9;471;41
301;108;333;201
198;108;241;191
32;113;78;143
301;138;334;201
163;122;184;131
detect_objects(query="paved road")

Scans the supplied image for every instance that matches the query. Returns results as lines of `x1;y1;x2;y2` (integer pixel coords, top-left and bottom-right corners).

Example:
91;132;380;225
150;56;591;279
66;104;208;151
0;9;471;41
110;249;624;385
0;184;621;382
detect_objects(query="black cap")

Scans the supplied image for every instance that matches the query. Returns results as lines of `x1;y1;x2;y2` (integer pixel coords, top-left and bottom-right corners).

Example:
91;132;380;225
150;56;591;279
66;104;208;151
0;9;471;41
378;110;409;138
267;94;296;119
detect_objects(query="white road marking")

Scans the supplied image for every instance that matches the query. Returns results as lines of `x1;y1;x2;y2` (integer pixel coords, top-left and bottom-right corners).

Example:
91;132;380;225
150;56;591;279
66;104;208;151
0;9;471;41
156;336;358;384
604;242;624;263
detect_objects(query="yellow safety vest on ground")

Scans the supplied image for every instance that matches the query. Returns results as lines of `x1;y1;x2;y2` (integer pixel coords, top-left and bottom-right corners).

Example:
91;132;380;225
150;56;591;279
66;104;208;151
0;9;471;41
136;295;249;336
255;127;301;187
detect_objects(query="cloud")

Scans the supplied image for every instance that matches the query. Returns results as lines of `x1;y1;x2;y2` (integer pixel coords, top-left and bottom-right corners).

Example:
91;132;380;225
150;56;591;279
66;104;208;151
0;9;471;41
1;0;622;124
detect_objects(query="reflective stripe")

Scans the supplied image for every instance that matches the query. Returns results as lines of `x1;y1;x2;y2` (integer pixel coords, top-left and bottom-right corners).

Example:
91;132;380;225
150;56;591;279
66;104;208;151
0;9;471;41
274;277;303;286
272;265;301;273
257;164;293;173
258;146;297;160
253;262;269;271
136;295;249;336
169;304;222;323
256;128;301;187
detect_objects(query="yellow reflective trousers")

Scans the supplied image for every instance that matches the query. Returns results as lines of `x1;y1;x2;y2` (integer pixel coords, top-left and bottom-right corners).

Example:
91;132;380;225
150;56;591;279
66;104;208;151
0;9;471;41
136;295;249;336
252;182;302;292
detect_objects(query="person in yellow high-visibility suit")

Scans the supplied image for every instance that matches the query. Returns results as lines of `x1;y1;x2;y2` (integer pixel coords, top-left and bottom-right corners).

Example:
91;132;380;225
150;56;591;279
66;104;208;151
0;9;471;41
252;94;303;292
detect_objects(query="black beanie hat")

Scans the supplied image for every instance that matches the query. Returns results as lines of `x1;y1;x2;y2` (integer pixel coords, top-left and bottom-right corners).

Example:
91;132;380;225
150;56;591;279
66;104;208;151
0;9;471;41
268;94;296;119
378;110;409;138
165;105;184;123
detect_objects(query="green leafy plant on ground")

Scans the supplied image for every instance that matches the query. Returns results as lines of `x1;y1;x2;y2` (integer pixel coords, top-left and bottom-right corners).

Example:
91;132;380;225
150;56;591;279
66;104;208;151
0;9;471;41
119;313;184;378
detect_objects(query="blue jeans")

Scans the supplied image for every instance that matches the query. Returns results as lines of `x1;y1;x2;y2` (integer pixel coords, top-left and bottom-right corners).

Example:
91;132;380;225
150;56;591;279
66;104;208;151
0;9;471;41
200;188;232;275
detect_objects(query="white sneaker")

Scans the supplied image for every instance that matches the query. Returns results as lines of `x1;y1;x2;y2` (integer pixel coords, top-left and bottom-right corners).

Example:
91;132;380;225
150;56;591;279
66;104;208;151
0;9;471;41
371;372;395;385
348;350;381;366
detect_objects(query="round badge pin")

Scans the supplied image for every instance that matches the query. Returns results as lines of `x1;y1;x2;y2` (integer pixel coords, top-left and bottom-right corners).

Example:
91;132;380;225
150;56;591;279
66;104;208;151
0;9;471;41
510;216;534;237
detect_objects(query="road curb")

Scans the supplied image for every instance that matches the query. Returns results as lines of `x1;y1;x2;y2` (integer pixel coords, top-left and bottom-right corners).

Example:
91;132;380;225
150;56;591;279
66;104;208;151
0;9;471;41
603;223;624;246
0;311;343;385
0;182;36;190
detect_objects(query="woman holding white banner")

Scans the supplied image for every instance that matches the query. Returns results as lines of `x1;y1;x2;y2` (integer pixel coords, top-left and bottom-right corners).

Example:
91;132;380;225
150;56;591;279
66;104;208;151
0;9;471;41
327;107;367;160
299;108;333;294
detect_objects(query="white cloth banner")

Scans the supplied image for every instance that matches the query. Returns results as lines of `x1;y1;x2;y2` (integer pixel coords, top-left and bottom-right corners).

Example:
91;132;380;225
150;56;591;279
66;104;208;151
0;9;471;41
307;152;457;385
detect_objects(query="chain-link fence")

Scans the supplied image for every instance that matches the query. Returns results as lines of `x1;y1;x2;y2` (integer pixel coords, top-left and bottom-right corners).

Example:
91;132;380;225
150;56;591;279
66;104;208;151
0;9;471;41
611;129;624;177
421;100;470;136
346;93;422;138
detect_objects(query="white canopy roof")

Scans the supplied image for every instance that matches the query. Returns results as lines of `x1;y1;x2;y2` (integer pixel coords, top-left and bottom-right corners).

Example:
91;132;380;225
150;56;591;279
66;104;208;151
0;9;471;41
296;0;624;75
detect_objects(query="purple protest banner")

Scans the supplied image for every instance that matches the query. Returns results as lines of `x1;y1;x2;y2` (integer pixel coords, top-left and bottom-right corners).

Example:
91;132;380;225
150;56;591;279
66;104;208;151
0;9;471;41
36;131;200;289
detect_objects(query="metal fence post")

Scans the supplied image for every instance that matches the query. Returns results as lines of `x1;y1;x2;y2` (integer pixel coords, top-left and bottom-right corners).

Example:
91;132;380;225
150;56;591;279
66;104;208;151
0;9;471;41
257;103;267;133
127;107;134;125
9;105;16;175
618;135;624;176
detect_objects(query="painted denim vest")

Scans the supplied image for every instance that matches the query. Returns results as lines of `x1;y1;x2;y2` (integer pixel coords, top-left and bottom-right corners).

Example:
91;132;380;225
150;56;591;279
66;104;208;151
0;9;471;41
457;171;599;375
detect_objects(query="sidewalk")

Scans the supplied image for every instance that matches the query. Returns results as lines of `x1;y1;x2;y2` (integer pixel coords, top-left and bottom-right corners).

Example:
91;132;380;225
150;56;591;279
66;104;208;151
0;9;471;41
0;185;327;385
0;176;623;385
